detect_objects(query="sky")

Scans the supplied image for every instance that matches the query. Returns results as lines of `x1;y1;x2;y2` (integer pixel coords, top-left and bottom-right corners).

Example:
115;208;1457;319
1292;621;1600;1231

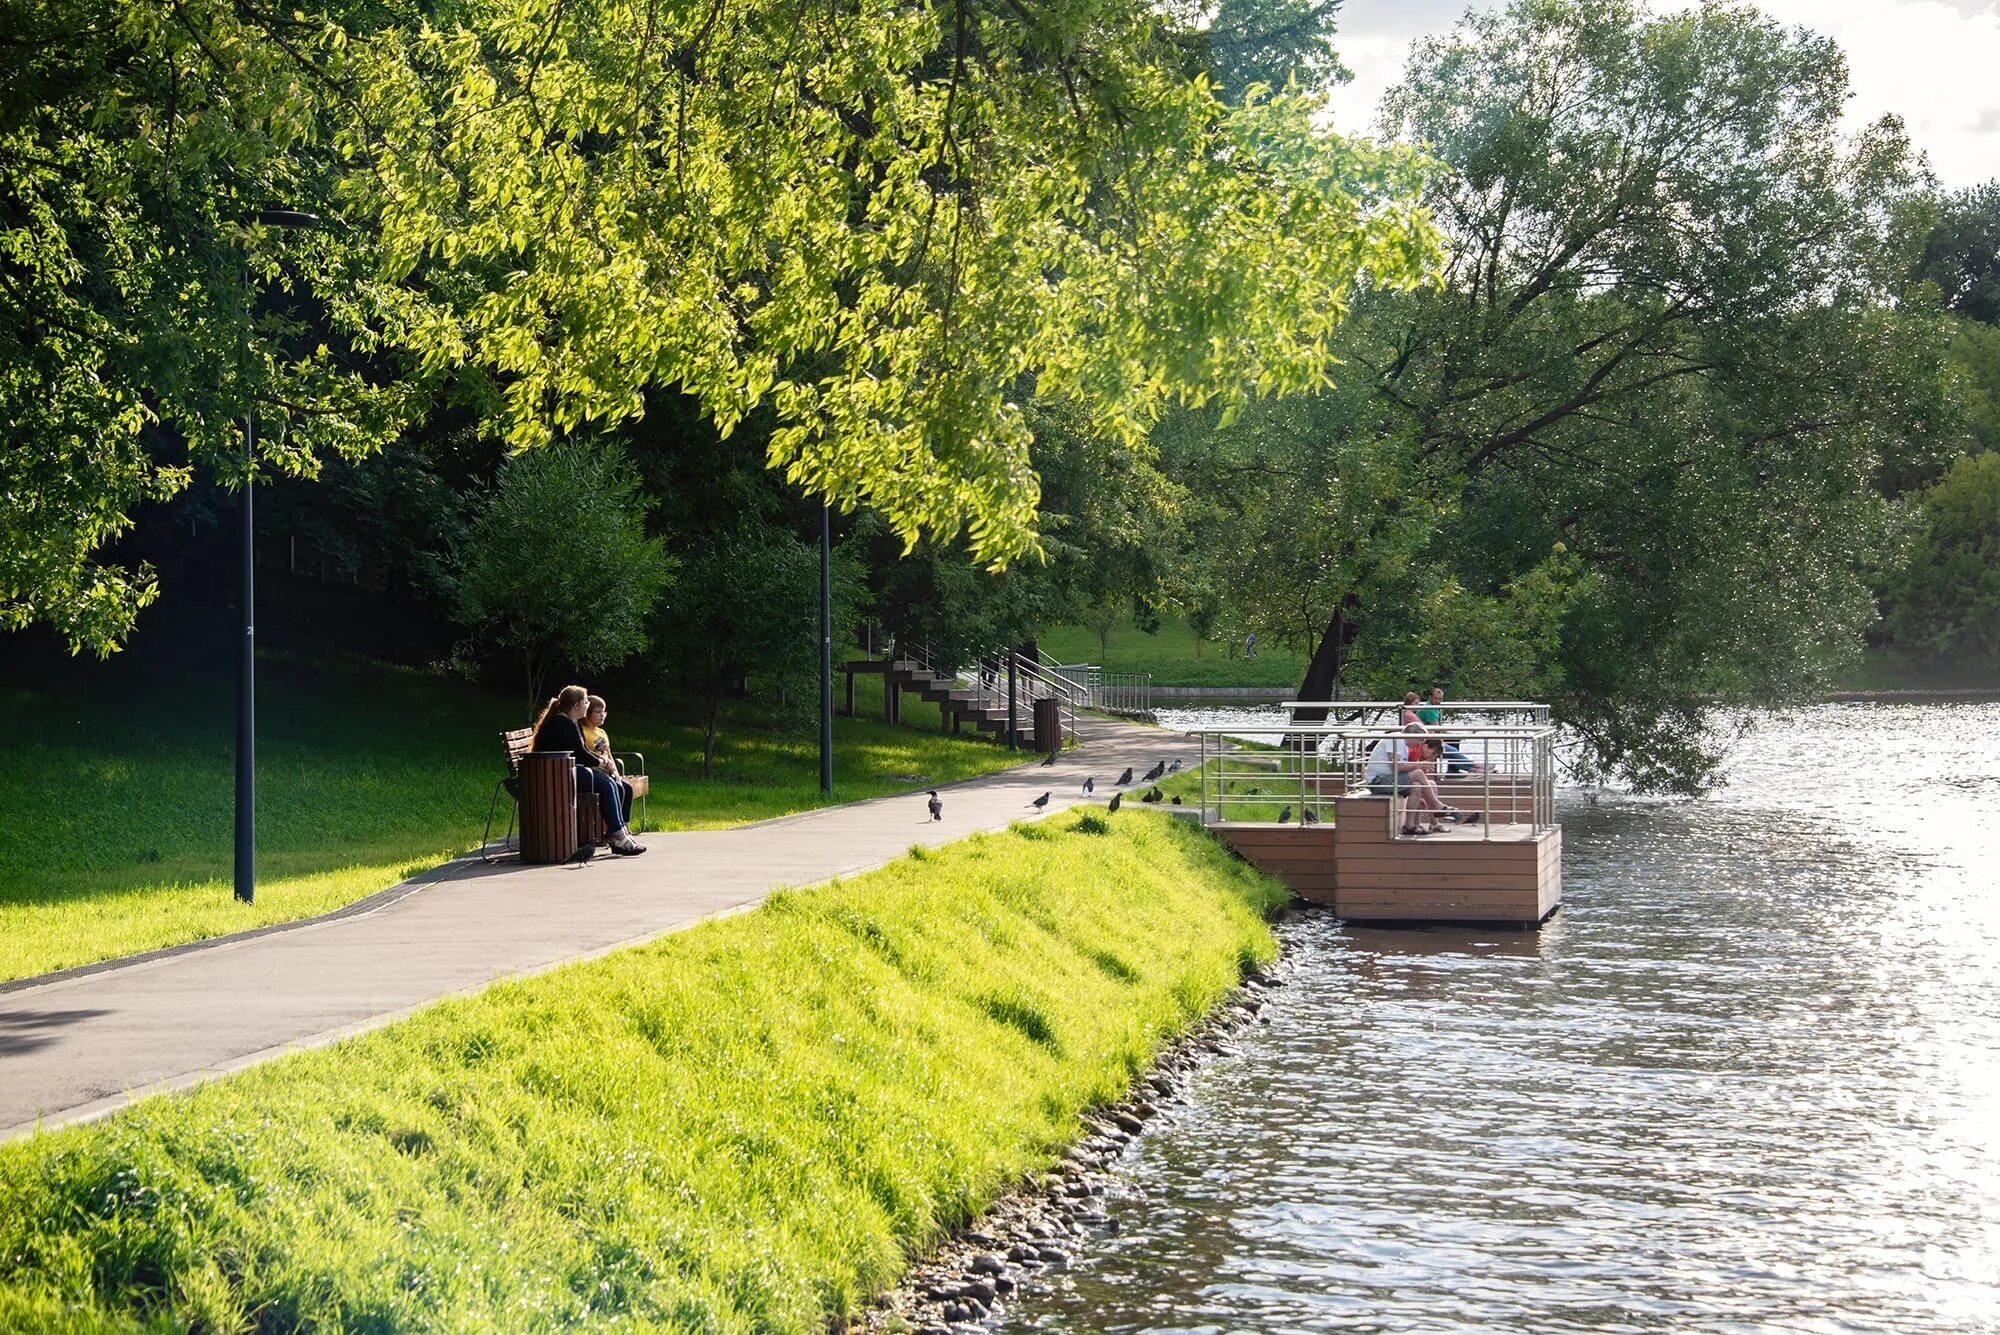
1319;0;2000;190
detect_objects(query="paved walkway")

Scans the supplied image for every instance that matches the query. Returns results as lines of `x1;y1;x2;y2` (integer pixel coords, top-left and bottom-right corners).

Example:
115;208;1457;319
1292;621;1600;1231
0;714;1199;1141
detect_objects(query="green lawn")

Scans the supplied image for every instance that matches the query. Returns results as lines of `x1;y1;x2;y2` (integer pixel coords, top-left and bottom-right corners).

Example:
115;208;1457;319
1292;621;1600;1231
0;811;1285;1333
0;641;1021;983
1038;615;1307;688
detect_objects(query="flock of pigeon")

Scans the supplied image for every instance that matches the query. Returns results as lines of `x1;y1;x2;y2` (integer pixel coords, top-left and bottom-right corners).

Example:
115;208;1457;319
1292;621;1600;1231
923;755;1183;823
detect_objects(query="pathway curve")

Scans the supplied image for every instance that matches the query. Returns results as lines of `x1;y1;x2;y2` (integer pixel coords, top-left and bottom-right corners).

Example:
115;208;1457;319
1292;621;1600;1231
0;713;1197;1141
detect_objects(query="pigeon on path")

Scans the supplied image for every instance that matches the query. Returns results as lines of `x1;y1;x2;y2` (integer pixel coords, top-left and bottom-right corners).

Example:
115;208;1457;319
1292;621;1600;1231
926;790;942;821
1277;805;1293;825
1083;776;1095;794
1029;791;1050;810
1116;767;1134;786
1107;792;1122;813
1141;787;1163;804
1168;759;1182;773
1141;761;1166;782
1040;750;1056;767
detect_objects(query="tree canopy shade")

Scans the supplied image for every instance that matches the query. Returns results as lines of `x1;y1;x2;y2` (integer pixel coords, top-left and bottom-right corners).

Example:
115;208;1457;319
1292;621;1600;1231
0;0;1442;656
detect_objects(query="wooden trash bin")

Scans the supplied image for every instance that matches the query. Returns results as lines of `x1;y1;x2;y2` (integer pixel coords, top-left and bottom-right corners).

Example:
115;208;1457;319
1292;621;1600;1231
1033;697;1062;754
519;752;579;864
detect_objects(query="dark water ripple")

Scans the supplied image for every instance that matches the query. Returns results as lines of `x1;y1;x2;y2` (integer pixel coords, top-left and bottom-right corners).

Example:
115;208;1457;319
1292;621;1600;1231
1002;704;2000;1333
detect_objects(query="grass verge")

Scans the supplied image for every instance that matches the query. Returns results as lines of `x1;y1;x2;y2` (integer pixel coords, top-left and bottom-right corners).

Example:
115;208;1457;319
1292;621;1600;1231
0;811;1286;1333
0;642;1018;984
1038;616;1307;689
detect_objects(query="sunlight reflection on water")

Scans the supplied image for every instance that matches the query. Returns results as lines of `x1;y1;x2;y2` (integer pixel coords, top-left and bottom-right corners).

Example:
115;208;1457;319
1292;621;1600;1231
1001;704;2000;1333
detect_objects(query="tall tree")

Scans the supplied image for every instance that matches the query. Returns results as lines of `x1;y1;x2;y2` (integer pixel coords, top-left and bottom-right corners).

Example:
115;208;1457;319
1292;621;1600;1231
2;0;1441;655
452;444;670;712
1241;0;1952;789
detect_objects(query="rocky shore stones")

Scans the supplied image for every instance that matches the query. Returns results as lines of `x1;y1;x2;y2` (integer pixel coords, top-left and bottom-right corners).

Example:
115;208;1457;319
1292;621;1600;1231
862;964;1288;1333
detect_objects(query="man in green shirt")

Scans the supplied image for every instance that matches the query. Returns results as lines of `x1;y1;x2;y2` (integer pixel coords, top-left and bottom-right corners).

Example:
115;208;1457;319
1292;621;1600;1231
1418;686;1444;727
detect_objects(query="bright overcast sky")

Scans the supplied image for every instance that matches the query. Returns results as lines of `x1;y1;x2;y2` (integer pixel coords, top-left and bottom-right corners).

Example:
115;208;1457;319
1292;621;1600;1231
1321;0;2000;190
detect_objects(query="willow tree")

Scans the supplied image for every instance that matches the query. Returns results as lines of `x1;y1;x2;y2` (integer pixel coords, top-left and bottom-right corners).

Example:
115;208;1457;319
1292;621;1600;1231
1240;0;1953;790
0;0;1442;655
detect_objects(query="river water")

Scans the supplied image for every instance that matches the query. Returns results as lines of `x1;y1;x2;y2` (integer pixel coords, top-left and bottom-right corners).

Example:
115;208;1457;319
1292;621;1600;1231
1000;703;2000;1333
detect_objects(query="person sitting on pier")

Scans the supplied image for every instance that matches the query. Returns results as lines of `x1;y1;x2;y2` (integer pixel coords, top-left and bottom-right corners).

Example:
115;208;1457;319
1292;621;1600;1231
1364;726;1448;835
533;685;646;856
1422;685;1482;773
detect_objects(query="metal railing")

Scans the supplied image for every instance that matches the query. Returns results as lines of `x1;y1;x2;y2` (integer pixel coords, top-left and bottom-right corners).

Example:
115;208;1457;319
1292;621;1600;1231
1280;700;1551;726
960;650;1085;745
1095;671;1153;713
1040;656;1153;714
1189;720;1559;838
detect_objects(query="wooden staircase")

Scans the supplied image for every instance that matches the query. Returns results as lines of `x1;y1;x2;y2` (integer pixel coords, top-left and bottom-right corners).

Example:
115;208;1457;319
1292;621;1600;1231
842;656;1014;735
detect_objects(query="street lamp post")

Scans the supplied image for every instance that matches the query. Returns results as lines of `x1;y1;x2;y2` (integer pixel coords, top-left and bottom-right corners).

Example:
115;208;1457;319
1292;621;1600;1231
235;208;320;905
819;503;833;796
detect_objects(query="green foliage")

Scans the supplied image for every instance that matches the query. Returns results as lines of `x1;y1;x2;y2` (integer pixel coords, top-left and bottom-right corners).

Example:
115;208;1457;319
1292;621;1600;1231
1037;615;1306;687
4;0;1441;655
656;521;861;775
0;623;1021;983
0;0;416;655
1176;0;1349;99
1170;0;1957;790
1886;451;2000;667
0;815;1284;1331
453;443;670;711
1946;319;2000;456
1914;181;2000;325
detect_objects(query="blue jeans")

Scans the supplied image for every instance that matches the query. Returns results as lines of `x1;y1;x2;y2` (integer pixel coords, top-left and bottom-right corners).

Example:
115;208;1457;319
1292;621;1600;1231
577;764;626;834
1442;743;1476;772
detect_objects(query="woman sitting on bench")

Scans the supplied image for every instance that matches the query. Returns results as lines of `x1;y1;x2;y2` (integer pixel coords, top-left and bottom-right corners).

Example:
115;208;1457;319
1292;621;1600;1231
533;685;646;856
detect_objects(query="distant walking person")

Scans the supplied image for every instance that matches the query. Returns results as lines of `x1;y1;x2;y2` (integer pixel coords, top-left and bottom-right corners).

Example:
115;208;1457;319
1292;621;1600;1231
533;685;646;856
1244;631;1257;659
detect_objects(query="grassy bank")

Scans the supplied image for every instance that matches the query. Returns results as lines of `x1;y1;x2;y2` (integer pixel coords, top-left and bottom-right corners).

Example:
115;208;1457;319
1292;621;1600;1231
0;812;1285;1333
0;638;1018;983
1038;616;1307;688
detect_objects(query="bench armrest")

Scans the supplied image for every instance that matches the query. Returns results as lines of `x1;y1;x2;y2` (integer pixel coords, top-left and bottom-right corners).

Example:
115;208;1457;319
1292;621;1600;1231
612;750;646;777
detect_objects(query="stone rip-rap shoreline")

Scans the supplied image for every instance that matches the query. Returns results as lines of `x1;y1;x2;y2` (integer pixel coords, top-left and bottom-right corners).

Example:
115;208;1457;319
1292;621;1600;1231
857;947;1290;1333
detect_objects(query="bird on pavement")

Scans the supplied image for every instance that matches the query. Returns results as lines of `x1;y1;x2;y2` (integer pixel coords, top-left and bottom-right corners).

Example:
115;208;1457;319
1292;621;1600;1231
1116;767;1134;786
1083;776;1095;794
1141;787;1163;804
1277;805;1293;824
1040;750;1056;767
1168;758;1182;773
926;790;942;821
1107;792;1122;813
1030;791;1050;810
1141;760;1165;782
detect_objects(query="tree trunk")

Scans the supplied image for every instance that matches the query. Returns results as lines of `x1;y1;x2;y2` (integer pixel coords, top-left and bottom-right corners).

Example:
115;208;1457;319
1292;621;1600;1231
702;698;721;778
1290;595;1360;725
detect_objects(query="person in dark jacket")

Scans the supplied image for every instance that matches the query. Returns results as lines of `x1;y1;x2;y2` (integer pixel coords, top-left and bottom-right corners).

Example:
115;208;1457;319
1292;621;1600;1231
532;684;645;855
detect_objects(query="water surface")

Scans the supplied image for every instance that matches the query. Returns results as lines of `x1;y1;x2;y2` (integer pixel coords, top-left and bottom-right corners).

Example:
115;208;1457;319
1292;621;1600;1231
1003;704;2000;1333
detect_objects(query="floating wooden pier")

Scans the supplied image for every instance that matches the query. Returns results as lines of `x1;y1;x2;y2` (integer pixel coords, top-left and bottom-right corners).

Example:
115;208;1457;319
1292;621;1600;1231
1192;707;1563;928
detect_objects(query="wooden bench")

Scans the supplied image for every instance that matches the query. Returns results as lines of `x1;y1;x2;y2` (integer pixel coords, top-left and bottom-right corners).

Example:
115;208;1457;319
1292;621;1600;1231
482;728;650;861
